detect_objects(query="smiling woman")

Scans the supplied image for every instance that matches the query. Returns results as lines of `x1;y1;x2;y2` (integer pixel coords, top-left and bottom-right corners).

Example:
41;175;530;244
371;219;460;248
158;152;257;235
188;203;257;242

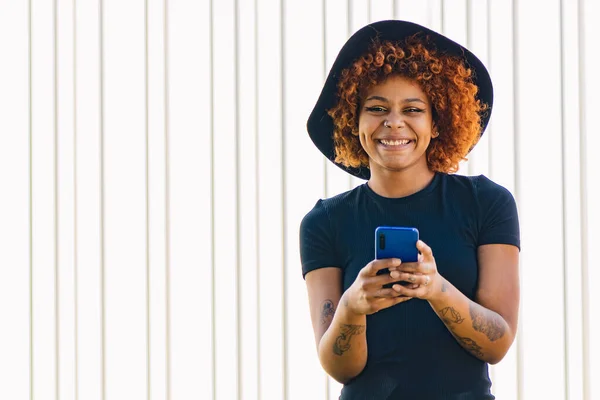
328;35;486;175
300;20;520;400
357;76;434;181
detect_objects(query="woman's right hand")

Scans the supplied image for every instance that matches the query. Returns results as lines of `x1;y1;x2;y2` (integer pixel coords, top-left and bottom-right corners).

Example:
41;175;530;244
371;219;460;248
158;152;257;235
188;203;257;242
342;258;414;316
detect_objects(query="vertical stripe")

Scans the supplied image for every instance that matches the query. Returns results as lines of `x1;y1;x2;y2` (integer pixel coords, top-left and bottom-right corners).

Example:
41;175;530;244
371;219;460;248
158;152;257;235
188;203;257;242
54;0;60;398
347;0;354;192
511;1;523;399
144;0;151;399
427;0;432;28
348;0;352;32
558;1;569;398
234;0;242;398
29;0;34;397
440;0;445;33
98;0;106;398
350;0;354;191
72;0;80;398
163;0;172;398
322;0;328;379
577;0;589;398
486;0;493;178
465;0;472;177
253;0;261;397
322;0;328;199
465;1;471;55
208;0;216;398
485;1;495;386
280;1;288;398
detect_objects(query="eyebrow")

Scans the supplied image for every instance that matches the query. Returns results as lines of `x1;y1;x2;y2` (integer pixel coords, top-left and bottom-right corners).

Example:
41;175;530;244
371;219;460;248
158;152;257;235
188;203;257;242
365;96;426;104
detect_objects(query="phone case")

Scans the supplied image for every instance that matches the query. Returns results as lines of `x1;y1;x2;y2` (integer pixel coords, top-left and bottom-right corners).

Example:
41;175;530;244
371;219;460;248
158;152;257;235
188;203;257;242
374;226;419;262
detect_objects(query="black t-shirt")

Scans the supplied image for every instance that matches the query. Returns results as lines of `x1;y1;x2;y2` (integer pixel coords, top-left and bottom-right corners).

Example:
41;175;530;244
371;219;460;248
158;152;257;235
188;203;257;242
299;173;520;400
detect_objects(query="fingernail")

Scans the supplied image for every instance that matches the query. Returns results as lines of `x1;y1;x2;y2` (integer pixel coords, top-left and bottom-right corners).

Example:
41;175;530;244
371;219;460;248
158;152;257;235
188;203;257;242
393;258;401;266
390;271;400;279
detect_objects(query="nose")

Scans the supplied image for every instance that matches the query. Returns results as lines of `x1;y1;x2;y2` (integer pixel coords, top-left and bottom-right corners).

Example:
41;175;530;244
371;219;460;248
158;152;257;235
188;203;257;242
383;111;405;129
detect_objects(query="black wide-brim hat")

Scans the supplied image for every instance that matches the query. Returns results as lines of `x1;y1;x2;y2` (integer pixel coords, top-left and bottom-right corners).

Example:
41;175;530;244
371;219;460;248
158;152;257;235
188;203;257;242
307;20;493;180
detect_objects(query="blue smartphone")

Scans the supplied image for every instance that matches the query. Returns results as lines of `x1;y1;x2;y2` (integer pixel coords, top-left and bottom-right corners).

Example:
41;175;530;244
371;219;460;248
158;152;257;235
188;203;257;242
375;226;419;288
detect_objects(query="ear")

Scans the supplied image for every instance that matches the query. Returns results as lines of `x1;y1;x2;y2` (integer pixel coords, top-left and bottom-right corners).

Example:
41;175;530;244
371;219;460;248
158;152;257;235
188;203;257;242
431;123;439;139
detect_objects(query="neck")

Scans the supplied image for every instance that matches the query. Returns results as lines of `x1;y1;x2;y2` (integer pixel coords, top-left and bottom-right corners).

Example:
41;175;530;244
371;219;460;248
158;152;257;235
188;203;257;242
367;164;436;198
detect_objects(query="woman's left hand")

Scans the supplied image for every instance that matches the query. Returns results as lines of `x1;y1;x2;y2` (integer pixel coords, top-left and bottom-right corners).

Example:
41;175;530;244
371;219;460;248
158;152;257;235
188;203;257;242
387;240;445;301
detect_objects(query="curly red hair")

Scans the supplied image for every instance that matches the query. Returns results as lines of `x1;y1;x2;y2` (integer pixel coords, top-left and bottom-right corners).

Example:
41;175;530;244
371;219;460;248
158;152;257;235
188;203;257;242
327;34;488;173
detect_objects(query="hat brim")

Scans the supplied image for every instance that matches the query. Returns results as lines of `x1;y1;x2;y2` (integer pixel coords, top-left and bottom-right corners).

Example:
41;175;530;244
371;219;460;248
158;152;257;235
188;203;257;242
307;20;493;180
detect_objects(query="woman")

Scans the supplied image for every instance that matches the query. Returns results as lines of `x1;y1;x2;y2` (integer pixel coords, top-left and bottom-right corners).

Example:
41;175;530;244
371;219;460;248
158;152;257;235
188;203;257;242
300;20;520;399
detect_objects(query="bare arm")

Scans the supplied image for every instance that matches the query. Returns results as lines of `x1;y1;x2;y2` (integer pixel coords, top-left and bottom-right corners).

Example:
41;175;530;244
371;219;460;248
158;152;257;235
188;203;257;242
305;259;412;383
305;268;367;383
393;242;520;364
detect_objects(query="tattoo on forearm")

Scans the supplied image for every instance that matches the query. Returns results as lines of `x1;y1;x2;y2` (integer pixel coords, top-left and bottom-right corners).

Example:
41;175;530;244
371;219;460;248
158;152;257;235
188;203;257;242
441;281;447;292
320;299;335;324
332;324;365;356
469;302;506;342
457;335;484;358
439;307;465;325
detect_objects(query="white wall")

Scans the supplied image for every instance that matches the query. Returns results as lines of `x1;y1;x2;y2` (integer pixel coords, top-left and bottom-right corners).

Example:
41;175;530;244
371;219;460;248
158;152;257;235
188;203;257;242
0;0;598;399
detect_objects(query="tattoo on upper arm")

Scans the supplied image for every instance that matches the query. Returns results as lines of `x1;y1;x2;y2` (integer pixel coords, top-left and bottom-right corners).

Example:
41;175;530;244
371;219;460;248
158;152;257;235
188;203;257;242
333;324;365;356
320;299;335;324
469;302;506;342
438;307;465;325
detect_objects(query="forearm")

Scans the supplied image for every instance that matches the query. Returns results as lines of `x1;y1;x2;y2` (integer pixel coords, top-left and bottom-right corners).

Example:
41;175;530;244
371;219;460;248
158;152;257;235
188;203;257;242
428;278;515;364
318;294;368;384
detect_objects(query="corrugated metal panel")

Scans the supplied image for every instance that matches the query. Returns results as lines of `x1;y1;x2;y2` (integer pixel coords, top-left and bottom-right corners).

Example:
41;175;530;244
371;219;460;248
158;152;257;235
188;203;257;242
0;0;597;399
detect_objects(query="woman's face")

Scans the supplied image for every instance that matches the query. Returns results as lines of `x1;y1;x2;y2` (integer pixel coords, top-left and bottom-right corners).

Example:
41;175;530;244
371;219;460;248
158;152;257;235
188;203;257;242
357;75;435;176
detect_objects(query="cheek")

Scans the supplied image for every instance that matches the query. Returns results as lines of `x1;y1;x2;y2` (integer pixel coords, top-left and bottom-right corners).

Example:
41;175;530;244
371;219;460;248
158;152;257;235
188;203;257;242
356;124;366;144
358;132;368;150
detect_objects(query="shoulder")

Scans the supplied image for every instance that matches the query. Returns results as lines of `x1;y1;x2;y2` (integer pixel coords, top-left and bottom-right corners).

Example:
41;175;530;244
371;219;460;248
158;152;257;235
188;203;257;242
441;173;515;202
472;175;517;206
301;185;363;227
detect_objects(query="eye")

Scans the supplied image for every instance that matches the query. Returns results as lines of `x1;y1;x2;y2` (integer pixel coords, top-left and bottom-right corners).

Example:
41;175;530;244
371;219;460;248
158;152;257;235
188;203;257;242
404;107;424;113
365;106;387;113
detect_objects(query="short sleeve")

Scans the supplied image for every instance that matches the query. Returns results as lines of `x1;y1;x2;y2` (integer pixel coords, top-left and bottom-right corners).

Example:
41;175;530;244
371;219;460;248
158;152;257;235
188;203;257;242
476;175;521;250
299;200;341;279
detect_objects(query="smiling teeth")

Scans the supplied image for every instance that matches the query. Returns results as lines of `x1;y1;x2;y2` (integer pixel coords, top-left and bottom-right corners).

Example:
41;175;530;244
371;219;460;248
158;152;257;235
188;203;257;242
380;139;410;145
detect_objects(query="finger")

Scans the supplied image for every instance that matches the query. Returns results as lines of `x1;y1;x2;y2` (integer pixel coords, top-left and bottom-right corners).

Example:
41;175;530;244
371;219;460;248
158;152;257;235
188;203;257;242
365;270;402;288
417;240;434;261
422;275;431;287
371;287;405;298
398;261;420;272
391;281;421;292
386;271;417;284
365;258;401;276
374;270;414;287
397;273;431;287
394;283;431;299
391;283;407;295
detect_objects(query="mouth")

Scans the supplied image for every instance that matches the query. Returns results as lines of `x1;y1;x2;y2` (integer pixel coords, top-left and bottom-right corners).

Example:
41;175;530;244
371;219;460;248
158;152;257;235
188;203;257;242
377;139;414;149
